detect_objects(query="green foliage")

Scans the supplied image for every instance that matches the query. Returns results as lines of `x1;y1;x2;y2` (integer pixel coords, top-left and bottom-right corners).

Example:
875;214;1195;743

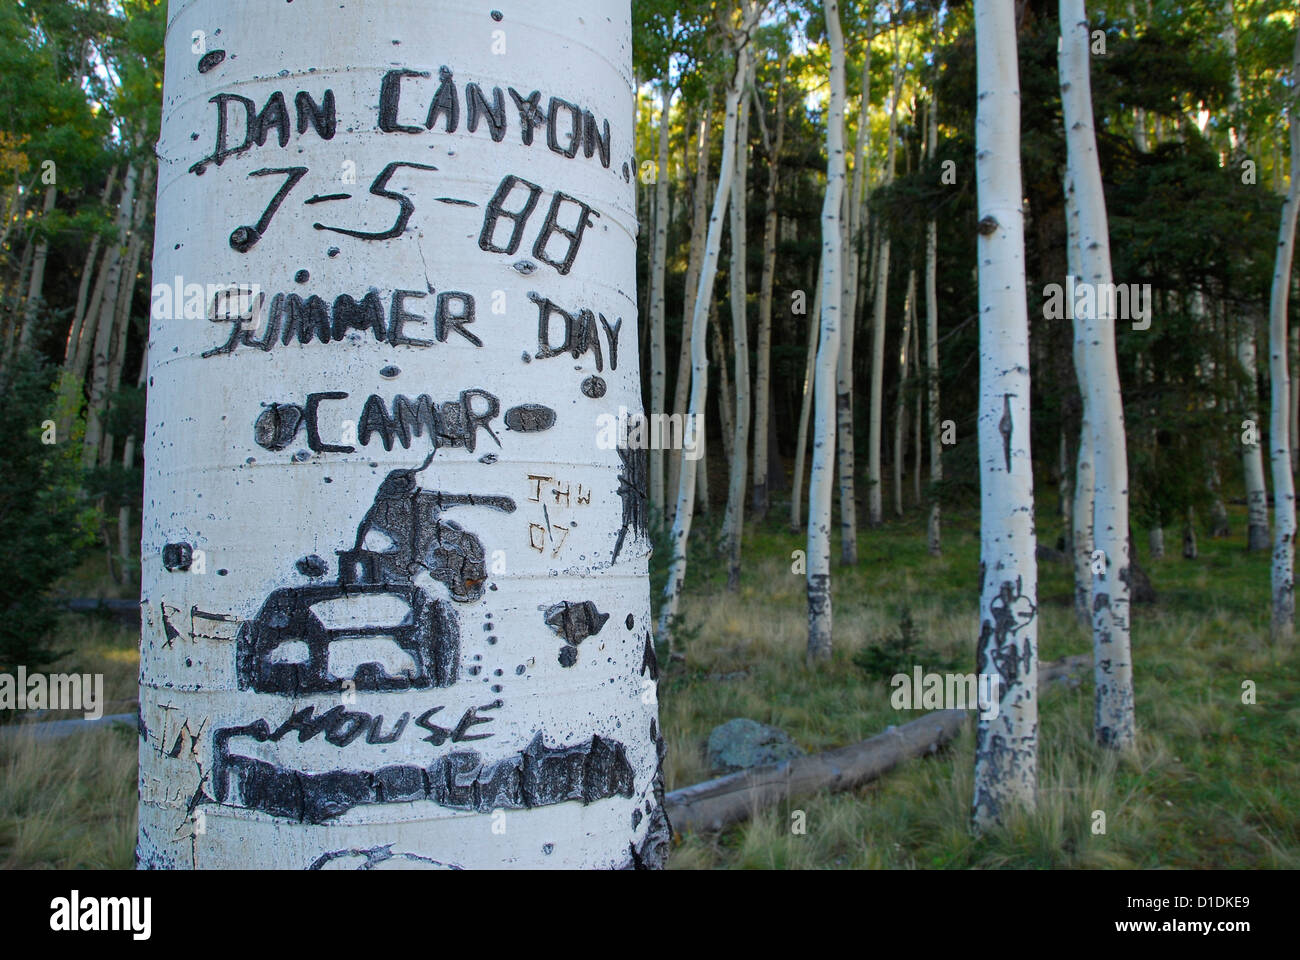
851;606;956;679
0;354;99;673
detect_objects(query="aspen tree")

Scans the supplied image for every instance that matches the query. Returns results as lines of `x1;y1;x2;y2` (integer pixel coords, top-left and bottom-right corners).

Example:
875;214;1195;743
1061;0;1136;748
141;0;667;869
1268;27;1300;644
972;0;1039;829
925;82;942;556
660;1;760;650
723;56;754;591
807;0;847;661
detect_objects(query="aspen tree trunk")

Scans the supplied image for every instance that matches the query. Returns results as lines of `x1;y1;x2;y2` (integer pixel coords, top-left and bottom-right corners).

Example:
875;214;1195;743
1240;320;1270;550
17;185;57;354
893;270;915;518
141;0;667;870
867;23;902;527
65;166;119;366
791;264;822;532
723;65;753;591
1062;0;1136;749
667;101;713;522
912;295;923;506
84;161;139;468
1065;173;1094;625
836;39;871;564
1149;525;1164;558
1268;27;1300;645
649;82;673;518
752;61;788;523
807;0;847;661
103;165;155;468
972;0;1039;831
120;344;149;572
660;12;755;650
72;234;118;380
926;87;942;556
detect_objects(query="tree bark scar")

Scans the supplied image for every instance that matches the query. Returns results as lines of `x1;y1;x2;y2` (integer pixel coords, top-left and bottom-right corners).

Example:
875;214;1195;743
999;394;1014;472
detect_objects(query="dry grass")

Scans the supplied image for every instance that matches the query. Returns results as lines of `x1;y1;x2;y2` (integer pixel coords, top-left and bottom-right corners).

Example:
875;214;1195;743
1;506;1296;869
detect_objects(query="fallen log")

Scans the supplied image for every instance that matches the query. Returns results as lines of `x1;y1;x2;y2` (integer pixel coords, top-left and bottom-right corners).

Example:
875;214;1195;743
665;653;1090;834
0;713;136;742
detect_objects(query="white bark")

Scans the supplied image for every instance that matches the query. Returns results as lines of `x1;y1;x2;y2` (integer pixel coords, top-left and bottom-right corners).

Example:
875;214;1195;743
790;263;823;532
1062;0;1136;749
1149;525;1164;559
65;166;118;367
1240;320;1270;550
103;164;155;467
660;9;756;649
17;185;57;353
894;270;916;518
1065;170;1094;626
752;59;787;523
141;0;666;870
926;89;942;556
84;161;139;468
807;0;847;661
649;83;673;518
867;26;902;527
837;39;871;564
667;101;712;522
971;0;1039;831
723;65;753;591
1269;27;1300;645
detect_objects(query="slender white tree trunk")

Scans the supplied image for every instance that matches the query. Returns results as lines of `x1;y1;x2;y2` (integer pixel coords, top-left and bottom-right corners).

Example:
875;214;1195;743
1269;28;1300;645
119;344;149;572
807;0;847;661
660;11;756;649
65;166;118;367
724;66;753;590
103;164;155;468
17;185;57;353
894;270;916;518
649;83;673;518
1065;172;1095;626
926;89;942;556
836;39;871;563
1240;320;1270;550
791;264;823;532
1149;525;1164;558
912;320;922;506
752;61;787;523
1062;0;1136;749
84;161;139;468
972;0;1039;831
141;0;666;870
868;28;902;526
667;101;712;523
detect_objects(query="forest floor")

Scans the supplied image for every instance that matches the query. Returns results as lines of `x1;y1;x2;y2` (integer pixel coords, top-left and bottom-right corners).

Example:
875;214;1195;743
1;503;1295;869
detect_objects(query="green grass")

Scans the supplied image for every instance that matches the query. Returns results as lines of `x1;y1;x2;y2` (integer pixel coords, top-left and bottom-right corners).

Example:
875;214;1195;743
1;501;1295;869
663;502;1298;868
